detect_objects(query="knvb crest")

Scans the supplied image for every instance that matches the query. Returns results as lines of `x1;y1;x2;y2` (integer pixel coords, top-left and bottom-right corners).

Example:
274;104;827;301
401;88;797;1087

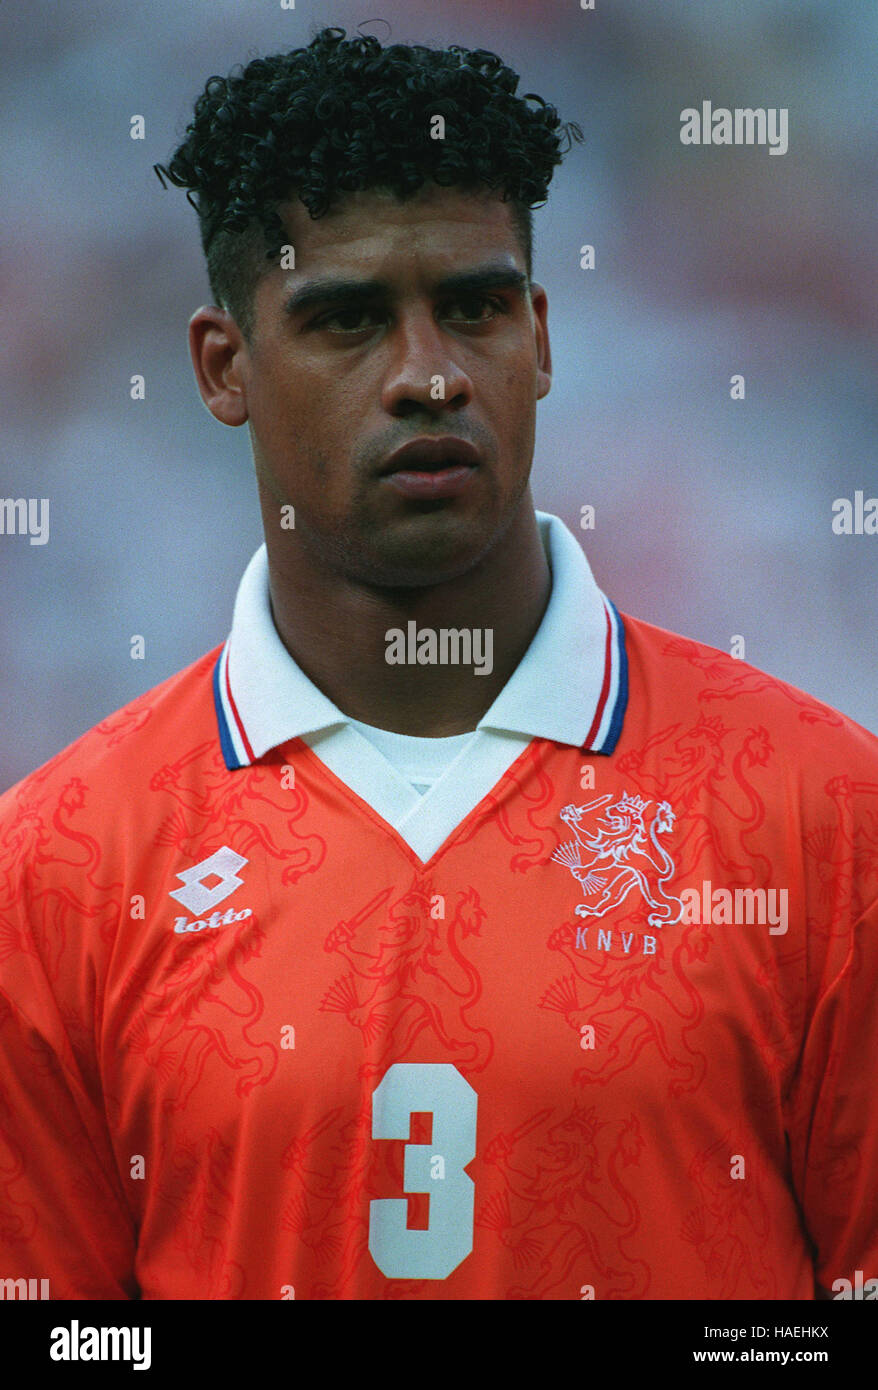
551;792;684;929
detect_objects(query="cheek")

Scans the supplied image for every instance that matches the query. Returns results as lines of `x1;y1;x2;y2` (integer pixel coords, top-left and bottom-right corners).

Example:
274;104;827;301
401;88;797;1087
250;371;310;449
500;343;535;395
499;362;536;428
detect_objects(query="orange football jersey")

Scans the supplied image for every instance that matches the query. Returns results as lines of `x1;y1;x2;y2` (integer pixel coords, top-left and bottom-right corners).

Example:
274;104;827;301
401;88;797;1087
1;614;877;1300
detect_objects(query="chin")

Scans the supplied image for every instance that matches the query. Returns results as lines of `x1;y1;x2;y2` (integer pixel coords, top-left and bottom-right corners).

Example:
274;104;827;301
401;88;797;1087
358;515;495;589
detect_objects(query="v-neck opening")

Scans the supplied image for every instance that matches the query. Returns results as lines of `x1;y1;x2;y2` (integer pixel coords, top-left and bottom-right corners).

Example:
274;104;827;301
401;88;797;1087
284;732;547;870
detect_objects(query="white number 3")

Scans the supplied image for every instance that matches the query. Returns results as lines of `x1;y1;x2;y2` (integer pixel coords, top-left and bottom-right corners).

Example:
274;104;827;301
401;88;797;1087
369;1062;478;1280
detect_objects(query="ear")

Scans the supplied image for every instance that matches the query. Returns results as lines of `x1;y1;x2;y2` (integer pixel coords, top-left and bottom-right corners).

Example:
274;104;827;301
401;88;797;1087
188;306;249;426
528;282;552;400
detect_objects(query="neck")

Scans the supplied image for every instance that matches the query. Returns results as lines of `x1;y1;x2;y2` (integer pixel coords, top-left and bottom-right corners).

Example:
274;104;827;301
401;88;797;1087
263;496;551;736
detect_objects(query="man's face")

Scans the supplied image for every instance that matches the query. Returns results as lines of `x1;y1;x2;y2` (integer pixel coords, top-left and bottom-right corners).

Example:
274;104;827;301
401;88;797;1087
235;183;551;588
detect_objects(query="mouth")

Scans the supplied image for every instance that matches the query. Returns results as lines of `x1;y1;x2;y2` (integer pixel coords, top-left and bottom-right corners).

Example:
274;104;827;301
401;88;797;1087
379;437;481;500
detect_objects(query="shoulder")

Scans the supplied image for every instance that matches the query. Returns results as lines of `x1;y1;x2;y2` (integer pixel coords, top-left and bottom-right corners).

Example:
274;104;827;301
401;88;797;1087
0;644;223;859
619;610;878;761
617;613;878;926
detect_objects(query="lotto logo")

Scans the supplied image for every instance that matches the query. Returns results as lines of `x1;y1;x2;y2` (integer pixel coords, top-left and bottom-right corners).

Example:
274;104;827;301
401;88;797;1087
174;907;253;935
168;846;248;915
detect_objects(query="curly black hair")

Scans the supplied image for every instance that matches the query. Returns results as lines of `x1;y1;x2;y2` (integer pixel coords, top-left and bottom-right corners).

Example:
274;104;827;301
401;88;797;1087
155;27;581;336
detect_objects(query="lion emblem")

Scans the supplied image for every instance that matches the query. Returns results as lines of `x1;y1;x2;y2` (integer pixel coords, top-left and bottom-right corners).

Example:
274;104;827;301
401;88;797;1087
551;792;683;928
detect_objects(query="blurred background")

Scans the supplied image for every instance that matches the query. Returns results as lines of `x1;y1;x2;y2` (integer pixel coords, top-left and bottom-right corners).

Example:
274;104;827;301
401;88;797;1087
1;0;876;791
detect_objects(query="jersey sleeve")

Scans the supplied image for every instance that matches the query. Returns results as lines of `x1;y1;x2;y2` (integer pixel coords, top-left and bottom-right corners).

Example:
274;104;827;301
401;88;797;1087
0;783;138;1299
785;765;878;1299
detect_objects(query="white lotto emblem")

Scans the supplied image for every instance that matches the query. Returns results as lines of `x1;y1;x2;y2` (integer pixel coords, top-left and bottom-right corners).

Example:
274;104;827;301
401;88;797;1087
169;846;249;916
551;792;684;929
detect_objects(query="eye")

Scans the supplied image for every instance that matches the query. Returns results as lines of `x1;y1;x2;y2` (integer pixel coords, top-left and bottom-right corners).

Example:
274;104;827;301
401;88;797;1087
317;307;382;333
443;294;504;323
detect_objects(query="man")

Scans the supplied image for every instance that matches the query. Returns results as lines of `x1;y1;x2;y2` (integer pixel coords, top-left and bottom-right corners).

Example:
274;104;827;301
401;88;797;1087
0;27;876;1301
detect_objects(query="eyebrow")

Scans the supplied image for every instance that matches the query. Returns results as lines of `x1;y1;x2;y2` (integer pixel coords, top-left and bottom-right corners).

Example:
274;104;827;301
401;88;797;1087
282;264;529;317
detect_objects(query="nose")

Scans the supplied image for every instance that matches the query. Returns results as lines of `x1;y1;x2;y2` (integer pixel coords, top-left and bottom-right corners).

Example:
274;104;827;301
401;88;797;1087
379;308;474;417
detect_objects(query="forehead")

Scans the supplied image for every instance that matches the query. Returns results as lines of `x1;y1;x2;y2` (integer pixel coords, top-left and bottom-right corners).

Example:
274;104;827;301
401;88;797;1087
274;184;524;281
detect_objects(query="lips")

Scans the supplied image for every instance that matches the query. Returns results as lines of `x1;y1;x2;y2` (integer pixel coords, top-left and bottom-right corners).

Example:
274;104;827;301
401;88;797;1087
379;436;482;476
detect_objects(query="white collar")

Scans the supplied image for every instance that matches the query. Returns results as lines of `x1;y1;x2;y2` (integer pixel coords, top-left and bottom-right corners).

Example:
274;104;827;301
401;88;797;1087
214;511;627;768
